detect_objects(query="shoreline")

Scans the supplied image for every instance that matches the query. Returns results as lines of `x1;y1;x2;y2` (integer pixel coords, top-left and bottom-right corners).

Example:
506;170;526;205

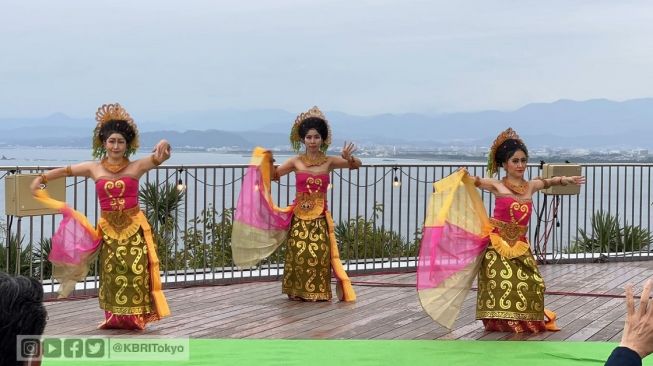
0;146;651;164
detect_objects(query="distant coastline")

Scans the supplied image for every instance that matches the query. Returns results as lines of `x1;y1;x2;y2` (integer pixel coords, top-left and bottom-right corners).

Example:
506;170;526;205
2;99;653;153
0;146;649;166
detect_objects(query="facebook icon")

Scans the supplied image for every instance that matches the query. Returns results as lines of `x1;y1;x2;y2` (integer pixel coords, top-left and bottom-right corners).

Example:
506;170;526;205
63;339;84;358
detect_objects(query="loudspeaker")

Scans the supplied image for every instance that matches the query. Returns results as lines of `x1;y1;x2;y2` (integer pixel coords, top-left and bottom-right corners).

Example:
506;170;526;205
540;164;582;195
5;173;66;216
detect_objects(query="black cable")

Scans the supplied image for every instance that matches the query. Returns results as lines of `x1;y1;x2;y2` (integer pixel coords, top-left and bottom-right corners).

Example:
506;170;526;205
333;169;394;187
533;194;548;260
398;167;447;184
183;170;243;187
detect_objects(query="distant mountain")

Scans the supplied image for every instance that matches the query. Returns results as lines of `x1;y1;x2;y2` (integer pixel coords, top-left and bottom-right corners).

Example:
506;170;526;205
0;113;90;143
0;98;651;149
324;98;653;146
63;130;287;149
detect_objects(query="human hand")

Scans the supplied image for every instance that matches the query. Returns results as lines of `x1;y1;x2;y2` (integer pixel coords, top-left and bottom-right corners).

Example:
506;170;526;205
340;141;357;161
30;176;45;195
567;176;586;185
620;279;653;359
152;140;171;162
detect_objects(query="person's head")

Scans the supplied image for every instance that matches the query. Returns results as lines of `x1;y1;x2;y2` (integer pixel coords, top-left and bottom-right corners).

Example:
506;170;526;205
495;138;529;178
290;106;332;153
99;120;137;159
92;103;140;159
298;117;329;152
486;127;526;177
0;272;47;366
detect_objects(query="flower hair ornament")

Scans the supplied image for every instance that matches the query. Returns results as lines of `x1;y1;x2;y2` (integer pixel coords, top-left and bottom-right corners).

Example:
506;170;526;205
289;106;332;153
486;127;523;177
92;103;140;159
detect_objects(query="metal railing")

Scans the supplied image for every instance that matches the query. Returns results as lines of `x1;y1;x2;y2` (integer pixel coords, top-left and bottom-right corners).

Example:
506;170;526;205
1;163;652;295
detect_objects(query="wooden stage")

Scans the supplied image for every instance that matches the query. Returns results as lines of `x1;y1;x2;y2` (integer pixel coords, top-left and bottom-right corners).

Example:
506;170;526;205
43;261;653;341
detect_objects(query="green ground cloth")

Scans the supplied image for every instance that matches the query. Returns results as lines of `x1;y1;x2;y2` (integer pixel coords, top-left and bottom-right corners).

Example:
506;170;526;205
42;339;646;366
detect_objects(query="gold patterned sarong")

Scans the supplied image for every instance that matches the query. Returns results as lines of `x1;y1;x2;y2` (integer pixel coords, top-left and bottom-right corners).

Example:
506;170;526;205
98;229;153;315
476;247;545;321
282;216;332;300
97;209;170;321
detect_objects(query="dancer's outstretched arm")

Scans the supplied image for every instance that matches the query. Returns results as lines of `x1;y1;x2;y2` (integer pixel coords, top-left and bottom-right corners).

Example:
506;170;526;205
458;168;500;194
330;141;362;170
531;175;585;193
30;162;95;195
131;139;171;176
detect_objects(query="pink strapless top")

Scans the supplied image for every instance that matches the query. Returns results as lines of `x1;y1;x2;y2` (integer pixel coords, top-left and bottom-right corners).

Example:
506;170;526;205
294;172;330;213
96;176;139;211
492;196;532;225
295;172;330;194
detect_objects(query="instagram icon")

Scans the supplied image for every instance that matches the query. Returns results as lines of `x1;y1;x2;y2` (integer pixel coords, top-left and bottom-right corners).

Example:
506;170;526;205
19;338;41;359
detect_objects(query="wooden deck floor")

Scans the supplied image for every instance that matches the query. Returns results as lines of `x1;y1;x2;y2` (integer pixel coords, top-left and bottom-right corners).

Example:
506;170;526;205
43;261;653;341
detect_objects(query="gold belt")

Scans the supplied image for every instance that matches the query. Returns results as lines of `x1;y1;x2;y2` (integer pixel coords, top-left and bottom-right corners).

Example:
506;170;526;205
489;218;528;247
293;192;325;220
101;206;140;232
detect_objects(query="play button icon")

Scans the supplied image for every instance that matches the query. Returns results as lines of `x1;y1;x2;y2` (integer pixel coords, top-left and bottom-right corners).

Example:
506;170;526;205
43;338;61;358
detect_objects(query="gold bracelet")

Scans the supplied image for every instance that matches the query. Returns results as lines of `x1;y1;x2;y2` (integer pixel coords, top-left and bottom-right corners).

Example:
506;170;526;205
39;174;48;189
64;165;73;176
151;154;162;166
535;177;551;189
348;156;361;169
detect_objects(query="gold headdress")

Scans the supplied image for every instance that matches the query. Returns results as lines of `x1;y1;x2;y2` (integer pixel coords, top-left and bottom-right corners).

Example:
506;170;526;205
92;103;140;159
487;127;523;176
290;106;332;153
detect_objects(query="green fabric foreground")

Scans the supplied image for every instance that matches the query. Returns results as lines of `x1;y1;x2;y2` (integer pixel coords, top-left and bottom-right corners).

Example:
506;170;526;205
42;339;651;366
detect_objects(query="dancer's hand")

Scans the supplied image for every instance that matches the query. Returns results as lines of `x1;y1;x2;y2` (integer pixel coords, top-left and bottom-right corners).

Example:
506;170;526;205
620;279;653;359
30;176;45;195
153;139;171;162
341;141;357;161
566;176;586;185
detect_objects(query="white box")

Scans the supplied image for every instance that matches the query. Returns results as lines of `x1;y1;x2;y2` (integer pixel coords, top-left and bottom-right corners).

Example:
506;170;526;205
5;173;66;216
541;164;582;195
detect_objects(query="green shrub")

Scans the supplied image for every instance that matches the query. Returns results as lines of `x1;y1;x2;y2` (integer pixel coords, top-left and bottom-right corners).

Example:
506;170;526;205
335;203;418;261
0;232;31;276
139;182;185;272
573;211;653;253
181;205;234;269
31;238;52;279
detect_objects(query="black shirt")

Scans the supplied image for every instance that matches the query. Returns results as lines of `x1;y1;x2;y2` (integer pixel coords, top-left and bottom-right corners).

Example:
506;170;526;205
605;347;641;366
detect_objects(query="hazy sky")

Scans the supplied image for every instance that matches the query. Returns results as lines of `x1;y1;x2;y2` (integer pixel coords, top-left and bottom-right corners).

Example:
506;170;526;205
1;0;652;118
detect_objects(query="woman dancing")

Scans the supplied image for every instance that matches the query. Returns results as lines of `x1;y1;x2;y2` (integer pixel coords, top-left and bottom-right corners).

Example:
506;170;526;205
231;106;361;301
31;103;171;330
418;128;585;332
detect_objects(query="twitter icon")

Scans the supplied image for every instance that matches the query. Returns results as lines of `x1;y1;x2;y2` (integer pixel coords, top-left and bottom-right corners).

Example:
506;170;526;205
85;339;105;358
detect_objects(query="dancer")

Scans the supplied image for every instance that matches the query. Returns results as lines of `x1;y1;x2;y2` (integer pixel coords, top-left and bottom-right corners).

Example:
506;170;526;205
31;103;171;330
418;127;584;332
231;106;361;301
